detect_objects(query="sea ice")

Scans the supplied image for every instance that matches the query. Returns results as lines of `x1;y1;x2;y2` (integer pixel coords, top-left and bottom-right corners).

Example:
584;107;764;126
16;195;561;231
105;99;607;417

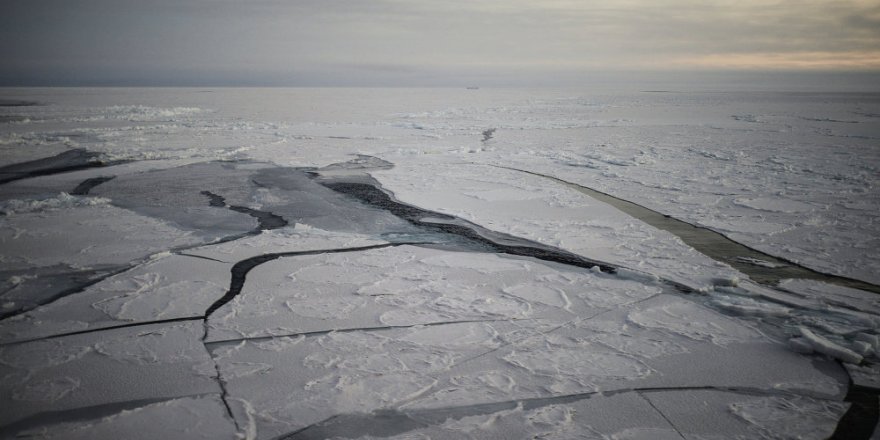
0;321;219;434
798;326;863;364
372;161;742;290
211;324;506;439
10;396;238;440
643;389;849;440
0;254;230;343
779;278;880;316
387;393;681;440
1;87;873;439
183;224;387;263
205;243;666;343
0;203;200;271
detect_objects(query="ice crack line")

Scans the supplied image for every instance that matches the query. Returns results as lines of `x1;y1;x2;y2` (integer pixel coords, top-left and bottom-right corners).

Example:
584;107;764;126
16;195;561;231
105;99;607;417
492;165;880;439
495;165;880;294
276;385;834;440
636;391;687;440
0;265;132;322
200;190;288;231
199;241;434;438
321;181;615;271
203;331;241;433
392;293;665;411
0;148;123;185
319;179;696;295
70;175;115;195
0;396;210;438
0;316;204;346
203;318;539;348
203;242;426;318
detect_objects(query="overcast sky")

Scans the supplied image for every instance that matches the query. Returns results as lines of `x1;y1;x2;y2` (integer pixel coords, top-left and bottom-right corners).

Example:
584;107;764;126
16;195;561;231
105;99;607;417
2;0;879;86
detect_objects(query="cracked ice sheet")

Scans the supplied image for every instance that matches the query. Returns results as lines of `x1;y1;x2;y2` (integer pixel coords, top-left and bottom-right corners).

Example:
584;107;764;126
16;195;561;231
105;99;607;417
0;321;218;433
213;297;844;439
778;278;880;317
0;254;230;344
213;321;553;439
573;295;848;398
182;224;387;263
315;392;680;440
0;203;201;271
11;395;237;440
565;295;848;399
205;244;661;342
372;161;741;290
0;158;214;202
641;389;849;440
403;294;847;413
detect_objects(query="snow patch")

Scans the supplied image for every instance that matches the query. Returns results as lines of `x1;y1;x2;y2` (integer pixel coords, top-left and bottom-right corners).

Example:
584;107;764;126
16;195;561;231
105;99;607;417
0;192;111;215
627;300;763;345
730;396;849;440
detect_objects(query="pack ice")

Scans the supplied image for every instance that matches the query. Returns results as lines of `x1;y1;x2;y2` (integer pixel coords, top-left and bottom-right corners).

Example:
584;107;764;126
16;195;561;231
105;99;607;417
1;88;878;439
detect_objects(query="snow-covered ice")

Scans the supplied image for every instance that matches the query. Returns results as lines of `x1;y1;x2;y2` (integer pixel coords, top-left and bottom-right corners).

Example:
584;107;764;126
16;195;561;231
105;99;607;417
0;254;230;343
643;389;849;440
205;245;659;342
0;321;219;431
10;395;238;440
1;87;878;439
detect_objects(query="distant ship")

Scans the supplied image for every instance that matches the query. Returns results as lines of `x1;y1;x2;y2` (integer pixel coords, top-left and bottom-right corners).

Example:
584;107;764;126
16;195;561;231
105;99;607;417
466;86;480;90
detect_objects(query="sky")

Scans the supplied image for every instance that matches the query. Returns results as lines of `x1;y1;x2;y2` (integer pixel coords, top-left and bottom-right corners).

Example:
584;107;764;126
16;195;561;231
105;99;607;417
1;0;879;86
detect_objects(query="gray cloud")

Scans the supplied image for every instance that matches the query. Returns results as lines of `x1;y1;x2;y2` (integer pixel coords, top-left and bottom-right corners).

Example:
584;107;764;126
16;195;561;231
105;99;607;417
1;0;878;85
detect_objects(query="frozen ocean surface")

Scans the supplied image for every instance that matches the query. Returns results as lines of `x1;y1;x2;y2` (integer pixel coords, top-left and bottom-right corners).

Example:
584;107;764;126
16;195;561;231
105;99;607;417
0;86;878;439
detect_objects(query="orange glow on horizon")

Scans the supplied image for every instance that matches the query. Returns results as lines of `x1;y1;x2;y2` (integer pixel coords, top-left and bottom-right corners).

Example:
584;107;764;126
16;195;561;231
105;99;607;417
672;51;880;70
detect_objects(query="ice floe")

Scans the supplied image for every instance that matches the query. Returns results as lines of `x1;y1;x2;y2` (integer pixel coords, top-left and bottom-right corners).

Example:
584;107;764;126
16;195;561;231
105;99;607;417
0;321;219;434
1;87;876;439
0;254;230;343
644;389;849;440
10;395;238;440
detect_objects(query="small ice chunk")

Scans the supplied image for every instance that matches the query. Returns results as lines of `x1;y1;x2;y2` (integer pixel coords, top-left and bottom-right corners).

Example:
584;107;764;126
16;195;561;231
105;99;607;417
711;299;790;318
798;326;863;364
711;276;740;287
788;337;814;354
0;192;111;216
779;279;880;316
843;363;880;389
851;341;873;357
148;251;172;260
734;257;787;268
616;268;660;284
855;333;879;348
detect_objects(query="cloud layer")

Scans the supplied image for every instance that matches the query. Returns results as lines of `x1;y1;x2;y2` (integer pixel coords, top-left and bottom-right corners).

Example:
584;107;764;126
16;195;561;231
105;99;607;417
2;0;878;85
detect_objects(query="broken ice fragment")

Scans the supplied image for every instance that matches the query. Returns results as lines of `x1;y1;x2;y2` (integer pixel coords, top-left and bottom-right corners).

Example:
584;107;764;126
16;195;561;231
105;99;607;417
851;341;874;357
788;337;814;354
855;332;879;348
798;326;863;364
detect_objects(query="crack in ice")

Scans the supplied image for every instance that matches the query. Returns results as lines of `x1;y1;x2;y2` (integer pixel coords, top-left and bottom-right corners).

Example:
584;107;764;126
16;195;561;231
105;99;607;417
497;165;880;295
